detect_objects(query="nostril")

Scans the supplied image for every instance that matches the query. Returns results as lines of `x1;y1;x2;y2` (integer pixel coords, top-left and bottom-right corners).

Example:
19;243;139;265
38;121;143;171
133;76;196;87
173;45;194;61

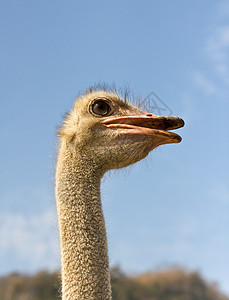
146;114;153;117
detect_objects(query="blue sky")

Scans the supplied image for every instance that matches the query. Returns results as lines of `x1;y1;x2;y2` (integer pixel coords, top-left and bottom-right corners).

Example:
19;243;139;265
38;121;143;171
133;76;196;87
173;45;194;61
1;0;229;295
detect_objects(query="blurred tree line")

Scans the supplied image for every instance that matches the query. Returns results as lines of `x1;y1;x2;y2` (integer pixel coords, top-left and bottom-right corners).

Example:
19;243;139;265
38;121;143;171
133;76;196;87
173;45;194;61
0;266;228;300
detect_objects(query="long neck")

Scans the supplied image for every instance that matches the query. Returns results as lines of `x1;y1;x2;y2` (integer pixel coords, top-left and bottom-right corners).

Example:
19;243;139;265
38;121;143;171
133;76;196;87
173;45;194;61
55;143;112;300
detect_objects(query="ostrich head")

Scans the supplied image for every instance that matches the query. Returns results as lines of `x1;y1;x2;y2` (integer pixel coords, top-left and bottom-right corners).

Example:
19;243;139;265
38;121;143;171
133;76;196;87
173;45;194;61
59;88;184;174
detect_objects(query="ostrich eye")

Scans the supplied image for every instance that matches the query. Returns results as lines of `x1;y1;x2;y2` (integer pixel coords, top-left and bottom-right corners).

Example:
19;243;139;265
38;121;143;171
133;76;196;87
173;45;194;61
91;100;111;116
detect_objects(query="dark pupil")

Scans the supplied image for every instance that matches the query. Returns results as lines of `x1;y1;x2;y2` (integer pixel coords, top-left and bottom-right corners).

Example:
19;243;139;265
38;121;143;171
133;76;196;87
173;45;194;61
92;101;110;116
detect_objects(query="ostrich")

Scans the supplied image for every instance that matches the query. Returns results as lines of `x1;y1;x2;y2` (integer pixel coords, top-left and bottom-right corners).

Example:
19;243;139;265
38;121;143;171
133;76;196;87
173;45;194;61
55;86;184;300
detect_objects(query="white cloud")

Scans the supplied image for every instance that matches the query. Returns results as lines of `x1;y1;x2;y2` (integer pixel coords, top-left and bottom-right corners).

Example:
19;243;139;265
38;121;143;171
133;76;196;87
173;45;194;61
209;182;229;204
205;25;229;85
218;1;229;17
0;211;60;273
206;26;229;61
193;72;218;95
193;5;229;94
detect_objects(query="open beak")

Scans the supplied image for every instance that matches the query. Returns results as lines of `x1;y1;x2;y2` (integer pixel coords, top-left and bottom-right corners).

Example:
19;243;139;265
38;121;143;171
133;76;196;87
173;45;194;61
102;114;185;144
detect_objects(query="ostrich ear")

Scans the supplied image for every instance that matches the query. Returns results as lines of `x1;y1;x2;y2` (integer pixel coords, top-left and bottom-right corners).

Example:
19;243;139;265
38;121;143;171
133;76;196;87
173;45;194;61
58;111;78;141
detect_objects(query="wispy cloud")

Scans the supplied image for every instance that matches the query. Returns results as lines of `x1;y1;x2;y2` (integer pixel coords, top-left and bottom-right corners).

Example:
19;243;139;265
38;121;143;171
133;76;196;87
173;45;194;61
209;182;229;204
0;211;60;273
193;72;218;95
205;25;229;85
193;2;229;94
206;26;229;61
218;1;229;18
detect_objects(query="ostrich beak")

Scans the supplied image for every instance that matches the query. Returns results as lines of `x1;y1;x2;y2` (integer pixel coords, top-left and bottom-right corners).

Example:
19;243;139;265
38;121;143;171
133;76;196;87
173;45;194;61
102;114;185;144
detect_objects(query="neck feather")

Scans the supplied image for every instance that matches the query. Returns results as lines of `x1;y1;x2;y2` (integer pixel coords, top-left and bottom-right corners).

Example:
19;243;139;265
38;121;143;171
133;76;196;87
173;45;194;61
55;143;112;300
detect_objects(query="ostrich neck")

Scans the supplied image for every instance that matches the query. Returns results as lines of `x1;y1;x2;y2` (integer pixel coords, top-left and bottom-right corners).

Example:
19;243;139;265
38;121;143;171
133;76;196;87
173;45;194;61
55;144;112;300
